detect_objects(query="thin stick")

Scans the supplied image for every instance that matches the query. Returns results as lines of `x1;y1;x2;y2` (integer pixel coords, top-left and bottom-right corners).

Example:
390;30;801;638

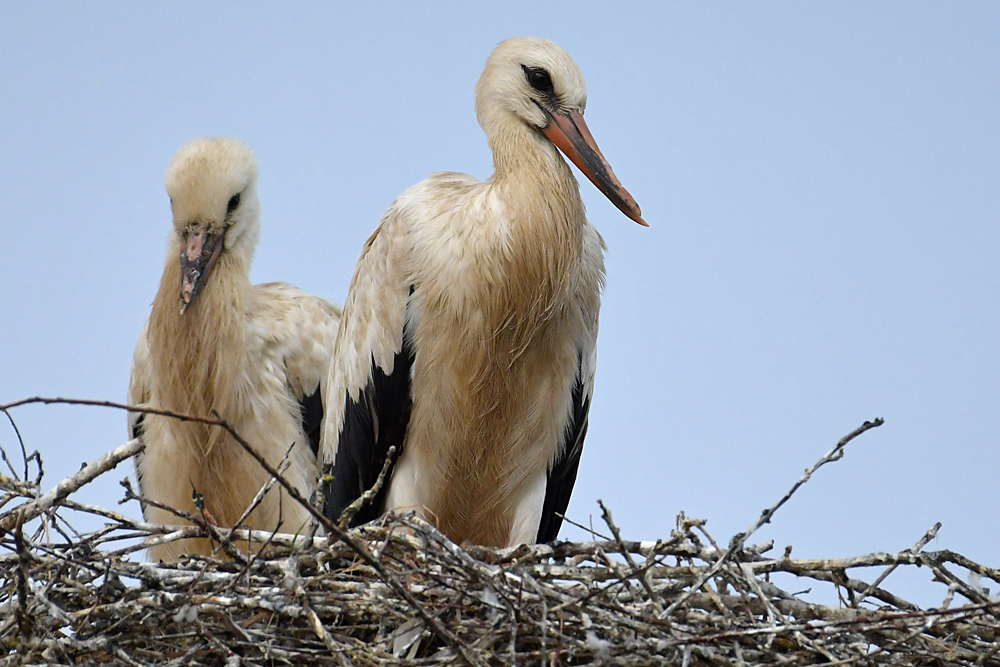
0;406;29;481
660;418;884;619
856;522;940;606
337;445;396;529
598;499;664;614
231;442;296;534
0;438;144;531
555;511;611;542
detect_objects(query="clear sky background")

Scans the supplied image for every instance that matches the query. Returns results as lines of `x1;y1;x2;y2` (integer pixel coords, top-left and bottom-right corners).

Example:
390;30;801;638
2;3;997;607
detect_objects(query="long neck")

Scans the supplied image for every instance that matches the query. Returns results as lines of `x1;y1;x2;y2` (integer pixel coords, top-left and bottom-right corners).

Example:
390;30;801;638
479;122;588;366
147;237;251;453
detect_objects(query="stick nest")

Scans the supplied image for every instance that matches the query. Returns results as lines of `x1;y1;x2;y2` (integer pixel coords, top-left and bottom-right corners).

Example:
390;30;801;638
0;407;998;666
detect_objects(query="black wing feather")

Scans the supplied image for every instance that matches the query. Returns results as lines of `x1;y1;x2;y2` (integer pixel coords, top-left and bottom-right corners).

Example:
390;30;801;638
536;353;591;543
130;413;146;443
298;385;324;458
129;412;148;519
323;299;414;527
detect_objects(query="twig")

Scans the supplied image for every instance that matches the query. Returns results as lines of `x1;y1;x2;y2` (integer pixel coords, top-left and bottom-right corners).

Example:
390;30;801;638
223;518;283;594
857;522;941;606
555;511;611;542
337;445;397;529
660;418;884;619
823;617;935;667
976;640;1000;667
119;477;247;563
15;518;32;644
598;499;665;614
0;437;144;531
231;442;296;534
932;561;991;604
0;405;29;481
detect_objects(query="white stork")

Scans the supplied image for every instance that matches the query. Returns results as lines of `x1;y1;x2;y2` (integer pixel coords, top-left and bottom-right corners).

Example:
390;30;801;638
129;137;341;561
321;37;645;547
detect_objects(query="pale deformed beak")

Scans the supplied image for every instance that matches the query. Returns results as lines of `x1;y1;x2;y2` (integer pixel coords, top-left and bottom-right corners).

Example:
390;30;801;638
542;110;647;226
180;226;226;313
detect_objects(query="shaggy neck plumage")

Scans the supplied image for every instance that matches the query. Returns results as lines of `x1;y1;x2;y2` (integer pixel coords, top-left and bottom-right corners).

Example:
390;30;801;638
483;121;586;366
147;237;250;458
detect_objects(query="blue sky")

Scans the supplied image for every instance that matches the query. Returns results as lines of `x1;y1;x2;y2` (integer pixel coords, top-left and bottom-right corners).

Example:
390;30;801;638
2;3;998;606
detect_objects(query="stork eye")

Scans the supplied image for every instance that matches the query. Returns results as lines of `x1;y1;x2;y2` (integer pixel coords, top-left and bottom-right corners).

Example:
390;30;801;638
227;193;241;213
522;65;554;96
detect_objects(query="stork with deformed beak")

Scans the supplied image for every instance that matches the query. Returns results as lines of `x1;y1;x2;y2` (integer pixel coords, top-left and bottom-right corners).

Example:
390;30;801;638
129;137;341;561
321;38;645;547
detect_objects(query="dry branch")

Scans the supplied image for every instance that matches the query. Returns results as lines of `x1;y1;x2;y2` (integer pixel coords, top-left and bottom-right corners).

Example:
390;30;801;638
0;438;143;532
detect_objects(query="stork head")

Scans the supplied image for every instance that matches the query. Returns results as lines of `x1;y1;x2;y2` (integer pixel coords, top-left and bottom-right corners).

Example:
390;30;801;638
165;137;261;313
475;37;645;226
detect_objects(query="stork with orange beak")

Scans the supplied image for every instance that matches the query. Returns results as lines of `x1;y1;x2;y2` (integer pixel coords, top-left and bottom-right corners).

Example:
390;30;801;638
321;37;645;547
129;137;340;561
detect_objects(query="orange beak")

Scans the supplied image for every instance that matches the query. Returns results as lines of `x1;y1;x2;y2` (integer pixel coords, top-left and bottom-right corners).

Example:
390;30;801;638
179;226;226;314
542;110;647;226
